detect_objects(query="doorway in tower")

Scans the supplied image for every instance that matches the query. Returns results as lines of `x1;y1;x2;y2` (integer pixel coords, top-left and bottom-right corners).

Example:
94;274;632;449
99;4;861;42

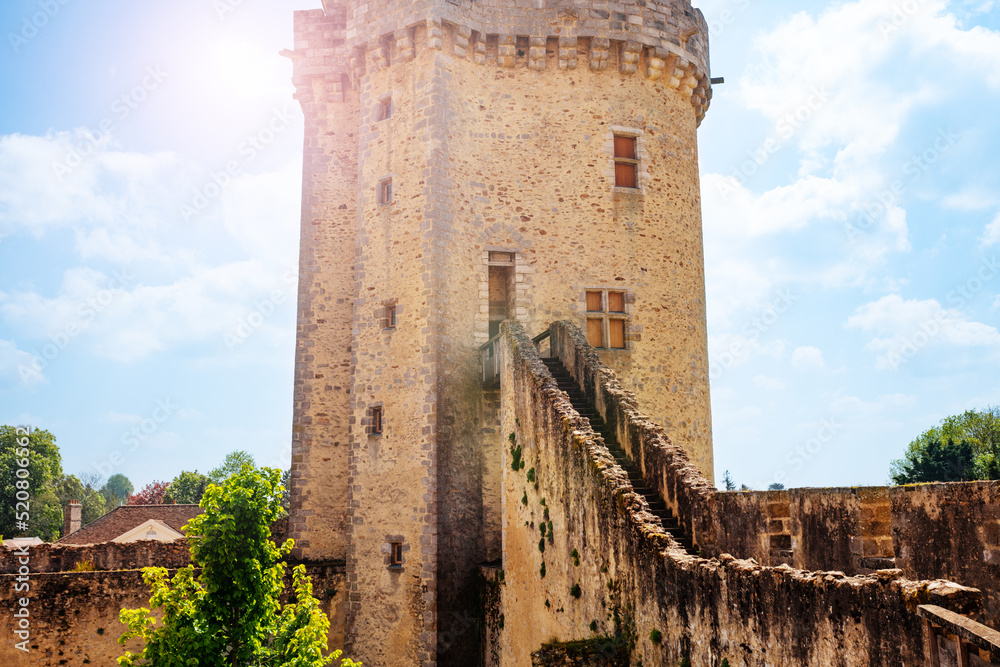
487;251;515;339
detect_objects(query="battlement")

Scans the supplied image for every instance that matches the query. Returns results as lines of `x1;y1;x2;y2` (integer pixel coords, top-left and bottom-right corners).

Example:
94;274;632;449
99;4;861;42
292;0;712;122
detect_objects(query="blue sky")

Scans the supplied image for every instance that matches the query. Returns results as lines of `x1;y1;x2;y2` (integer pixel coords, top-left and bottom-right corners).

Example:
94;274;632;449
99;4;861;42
1;0;998;493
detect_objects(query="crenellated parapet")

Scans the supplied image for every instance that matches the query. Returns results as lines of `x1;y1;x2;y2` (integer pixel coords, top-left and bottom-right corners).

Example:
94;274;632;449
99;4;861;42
292;0;713;123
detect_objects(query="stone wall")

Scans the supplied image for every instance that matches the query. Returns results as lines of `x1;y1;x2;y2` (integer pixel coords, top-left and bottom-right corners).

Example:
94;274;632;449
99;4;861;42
287;6;357;564
0;540;191;575
492;320;988;666
0;569;151;666
892;482;1000;629
707;483;1000;629
0;540;346;666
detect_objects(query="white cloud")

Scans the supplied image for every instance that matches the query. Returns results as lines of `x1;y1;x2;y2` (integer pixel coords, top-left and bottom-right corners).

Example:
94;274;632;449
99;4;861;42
0;261;293;363
846;294;1000;369
0;338;44;387
792;346;826;370
104;411;143;425
703;0;1000;330
0;132;301;364
942;187;999;211
982;211;1000;247
753;374;786;390
709;332;788;377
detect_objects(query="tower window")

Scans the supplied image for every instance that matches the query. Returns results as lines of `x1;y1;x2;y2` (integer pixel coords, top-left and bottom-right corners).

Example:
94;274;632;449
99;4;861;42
613;135;638;188
389;542;403;567
585;289;629;350
377;96;392;121
378;179;393;205
370;406;383;435
386;304;397;328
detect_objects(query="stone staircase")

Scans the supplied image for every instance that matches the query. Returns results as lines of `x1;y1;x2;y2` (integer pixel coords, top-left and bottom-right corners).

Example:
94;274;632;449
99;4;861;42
542;357;698;555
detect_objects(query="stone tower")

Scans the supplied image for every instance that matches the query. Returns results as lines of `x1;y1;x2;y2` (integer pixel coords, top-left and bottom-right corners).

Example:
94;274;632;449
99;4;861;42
287;0;714;663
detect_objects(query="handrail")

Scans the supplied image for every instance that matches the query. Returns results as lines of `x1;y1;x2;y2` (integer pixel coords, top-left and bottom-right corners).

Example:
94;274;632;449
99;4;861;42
531;330;550;344
479;331;502;352
919;604;1000;659
481;332;502;386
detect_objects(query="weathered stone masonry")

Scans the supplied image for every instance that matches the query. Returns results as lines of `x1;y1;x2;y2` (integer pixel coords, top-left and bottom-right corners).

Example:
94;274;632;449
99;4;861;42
288;0;718;664
0;538;346;667
491;320;997;666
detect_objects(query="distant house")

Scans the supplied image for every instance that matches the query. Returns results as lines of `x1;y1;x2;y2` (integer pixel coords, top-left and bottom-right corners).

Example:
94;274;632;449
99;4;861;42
57;503;203;545
2;537;44;549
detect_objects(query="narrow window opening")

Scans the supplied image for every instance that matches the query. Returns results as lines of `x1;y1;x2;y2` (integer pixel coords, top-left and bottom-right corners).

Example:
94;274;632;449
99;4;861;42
378;179;393;205
488;263;513;339
371;406;383;435
614;135;638;189
386;305;397;328
378;97;392;121
390;542;403;567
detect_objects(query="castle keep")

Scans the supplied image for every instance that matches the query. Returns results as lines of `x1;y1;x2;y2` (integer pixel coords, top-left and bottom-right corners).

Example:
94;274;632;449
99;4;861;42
2;2;1000;665
287;0;715;664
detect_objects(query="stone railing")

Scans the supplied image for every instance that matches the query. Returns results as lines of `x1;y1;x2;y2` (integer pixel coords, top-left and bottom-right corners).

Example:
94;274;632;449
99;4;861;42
491;318;988;666
920;604;1000;665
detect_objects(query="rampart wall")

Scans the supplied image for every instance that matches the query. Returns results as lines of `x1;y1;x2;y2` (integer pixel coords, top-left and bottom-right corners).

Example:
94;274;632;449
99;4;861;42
541;318;1000;629
0;540;346;666
490;319;994;666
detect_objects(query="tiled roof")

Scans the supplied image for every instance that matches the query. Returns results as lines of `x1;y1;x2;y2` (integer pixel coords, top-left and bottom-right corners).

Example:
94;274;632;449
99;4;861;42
56;504;203;545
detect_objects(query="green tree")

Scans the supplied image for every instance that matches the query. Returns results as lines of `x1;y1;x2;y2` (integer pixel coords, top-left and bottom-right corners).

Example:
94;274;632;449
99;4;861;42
117;465;359;667
76;471;108;523
891;406;1000;482
50;473;107;531
208;450;256;484
891;438;976;484
101;473;134;507
767;483;786;491
163;470;210;505
0;426;62;539
81;489;107;526
721;470;735;491
32;489;66;542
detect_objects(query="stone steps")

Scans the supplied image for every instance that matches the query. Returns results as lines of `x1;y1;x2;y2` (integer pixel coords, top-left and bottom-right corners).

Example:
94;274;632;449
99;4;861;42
542;357;698;555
